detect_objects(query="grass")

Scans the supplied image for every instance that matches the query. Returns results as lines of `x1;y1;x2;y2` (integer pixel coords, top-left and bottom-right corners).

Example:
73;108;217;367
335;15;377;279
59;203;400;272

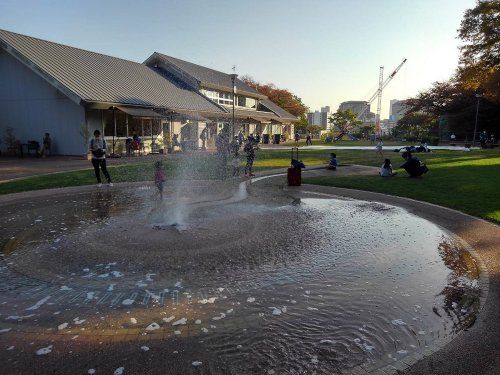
302;149;500;223
282;139;404;147
1;148;499;223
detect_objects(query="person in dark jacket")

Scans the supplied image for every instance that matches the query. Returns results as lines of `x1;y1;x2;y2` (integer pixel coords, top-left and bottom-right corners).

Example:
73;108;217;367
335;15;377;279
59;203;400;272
244;139;255;177
89;130;112;186
400;151;428;177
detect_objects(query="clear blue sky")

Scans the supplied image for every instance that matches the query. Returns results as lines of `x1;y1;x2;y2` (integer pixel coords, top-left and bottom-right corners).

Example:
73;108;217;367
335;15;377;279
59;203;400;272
0;0;475;118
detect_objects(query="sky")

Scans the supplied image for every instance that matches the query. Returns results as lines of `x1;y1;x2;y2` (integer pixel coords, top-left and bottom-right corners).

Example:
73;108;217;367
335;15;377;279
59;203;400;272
0;0;475;118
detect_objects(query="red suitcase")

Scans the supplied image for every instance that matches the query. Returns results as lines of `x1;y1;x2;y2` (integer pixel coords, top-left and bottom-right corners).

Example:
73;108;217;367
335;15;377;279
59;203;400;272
287;147;302;186
287;167;301;186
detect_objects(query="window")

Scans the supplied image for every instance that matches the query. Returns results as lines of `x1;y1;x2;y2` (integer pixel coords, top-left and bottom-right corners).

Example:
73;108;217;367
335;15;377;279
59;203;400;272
237;96;257;109
218;92;233;105
201;89;233;105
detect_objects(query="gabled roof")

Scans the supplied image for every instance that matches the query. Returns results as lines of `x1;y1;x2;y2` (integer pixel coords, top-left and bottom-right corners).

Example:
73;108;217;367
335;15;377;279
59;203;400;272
259;99;298;121
146;52;265;98
0;29;224;113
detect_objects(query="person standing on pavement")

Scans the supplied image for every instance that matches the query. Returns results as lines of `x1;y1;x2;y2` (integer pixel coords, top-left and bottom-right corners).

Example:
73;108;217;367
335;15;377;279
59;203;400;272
244;139;255;177
89;130;112;187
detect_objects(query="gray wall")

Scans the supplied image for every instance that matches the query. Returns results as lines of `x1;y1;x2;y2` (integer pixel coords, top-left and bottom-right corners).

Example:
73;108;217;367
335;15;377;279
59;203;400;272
0;49;86;155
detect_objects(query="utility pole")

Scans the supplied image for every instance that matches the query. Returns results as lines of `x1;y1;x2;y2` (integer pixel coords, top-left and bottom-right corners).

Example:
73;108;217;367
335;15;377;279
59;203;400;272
472;93;481;146
230;72;237;140
375;66;384;137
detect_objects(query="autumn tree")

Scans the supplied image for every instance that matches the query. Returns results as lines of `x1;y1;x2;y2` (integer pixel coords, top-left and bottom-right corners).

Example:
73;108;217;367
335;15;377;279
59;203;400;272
457;0;500;103
241;76;308;117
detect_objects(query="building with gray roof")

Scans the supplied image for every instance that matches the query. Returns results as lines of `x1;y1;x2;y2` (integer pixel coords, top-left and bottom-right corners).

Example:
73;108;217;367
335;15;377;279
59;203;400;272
0;29;296;155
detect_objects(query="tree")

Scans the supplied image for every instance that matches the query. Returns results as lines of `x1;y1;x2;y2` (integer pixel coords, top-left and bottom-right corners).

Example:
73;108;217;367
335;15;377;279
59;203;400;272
241;76;308;117
402;1;500;138
403;80;499;137
395;112;438;140
457;0;500;103
328;109;361;134
79;123;91;156
294;115;308;134
306;125;322;136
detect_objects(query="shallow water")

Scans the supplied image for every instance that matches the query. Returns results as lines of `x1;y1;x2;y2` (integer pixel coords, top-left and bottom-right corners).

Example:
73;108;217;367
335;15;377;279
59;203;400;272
0;182;481;374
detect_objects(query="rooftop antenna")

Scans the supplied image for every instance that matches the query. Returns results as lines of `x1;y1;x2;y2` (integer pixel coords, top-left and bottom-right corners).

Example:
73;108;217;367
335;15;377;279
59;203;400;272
232;65;236;74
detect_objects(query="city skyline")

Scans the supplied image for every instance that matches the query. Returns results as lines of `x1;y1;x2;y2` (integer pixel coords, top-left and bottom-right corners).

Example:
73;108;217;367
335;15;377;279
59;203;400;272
0;0;475;118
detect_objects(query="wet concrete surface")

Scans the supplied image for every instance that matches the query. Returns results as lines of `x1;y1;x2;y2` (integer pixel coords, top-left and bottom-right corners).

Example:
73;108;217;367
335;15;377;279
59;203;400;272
0;176;490;374
294;181;499;375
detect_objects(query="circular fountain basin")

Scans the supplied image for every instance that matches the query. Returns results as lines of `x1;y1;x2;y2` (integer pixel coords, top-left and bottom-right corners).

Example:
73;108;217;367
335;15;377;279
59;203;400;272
0;179;482;374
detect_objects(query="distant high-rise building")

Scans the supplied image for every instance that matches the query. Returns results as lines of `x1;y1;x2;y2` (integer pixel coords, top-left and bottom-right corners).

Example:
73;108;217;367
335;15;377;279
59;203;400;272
389;99;408;123
338;101;373;122
307;106;332;129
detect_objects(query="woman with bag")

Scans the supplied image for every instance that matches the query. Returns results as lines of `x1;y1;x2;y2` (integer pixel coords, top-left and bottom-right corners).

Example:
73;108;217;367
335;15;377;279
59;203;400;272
89;130;112;187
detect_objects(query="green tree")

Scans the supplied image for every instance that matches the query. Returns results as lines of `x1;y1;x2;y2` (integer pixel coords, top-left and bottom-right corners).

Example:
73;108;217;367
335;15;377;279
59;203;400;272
403;80;499;137
306;125;322;137
457;0;500;103
294;115;309;134
395;112;437;140
328;109;361;134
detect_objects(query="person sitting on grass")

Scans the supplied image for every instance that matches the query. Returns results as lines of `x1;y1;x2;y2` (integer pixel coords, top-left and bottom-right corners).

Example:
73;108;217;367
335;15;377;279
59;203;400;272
380;158;397;177
400;151;428;177
154;160;166;199
328;153;338;170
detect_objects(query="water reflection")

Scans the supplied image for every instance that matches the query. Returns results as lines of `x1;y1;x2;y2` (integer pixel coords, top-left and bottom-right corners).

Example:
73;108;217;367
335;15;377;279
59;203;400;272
0;187;482;374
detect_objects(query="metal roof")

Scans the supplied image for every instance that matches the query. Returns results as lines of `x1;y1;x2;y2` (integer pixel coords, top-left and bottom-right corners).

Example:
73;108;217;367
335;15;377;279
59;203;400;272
0;29;224;113
259;99;298;121
148;52;263;97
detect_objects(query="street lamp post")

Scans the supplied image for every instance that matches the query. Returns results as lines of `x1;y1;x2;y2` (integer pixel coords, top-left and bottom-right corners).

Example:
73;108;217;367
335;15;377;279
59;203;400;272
472;93;481;147
230;73;238;139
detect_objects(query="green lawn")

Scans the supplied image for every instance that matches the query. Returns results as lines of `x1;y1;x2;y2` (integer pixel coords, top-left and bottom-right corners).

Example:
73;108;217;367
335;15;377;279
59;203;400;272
1;148;499;223
282;139;404;147
302;149;500;223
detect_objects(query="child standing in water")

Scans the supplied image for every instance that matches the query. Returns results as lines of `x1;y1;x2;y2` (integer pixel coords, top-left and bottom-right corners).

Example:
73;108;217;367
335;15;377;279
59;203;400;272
154;161;166;198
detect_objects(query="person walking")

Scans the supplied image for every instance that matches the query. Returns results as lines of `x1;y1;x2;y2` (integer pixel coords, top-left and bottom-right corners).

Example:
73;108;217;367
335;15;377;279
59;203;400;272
89;130;112;187
306;132;312;146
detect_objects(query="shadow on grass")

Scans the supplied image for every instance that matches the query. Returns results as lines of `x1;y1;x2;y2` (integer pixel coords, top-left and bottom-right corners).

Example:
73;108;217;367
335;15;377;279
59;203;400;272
303;163;500;223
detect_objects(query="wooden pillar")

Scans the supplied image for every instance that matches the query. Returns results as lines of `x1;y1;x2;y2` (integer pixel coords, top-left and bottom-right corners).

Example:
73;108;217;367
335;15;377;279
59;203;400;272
125;114;129;138
112;106;116;155
101;109;105;134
